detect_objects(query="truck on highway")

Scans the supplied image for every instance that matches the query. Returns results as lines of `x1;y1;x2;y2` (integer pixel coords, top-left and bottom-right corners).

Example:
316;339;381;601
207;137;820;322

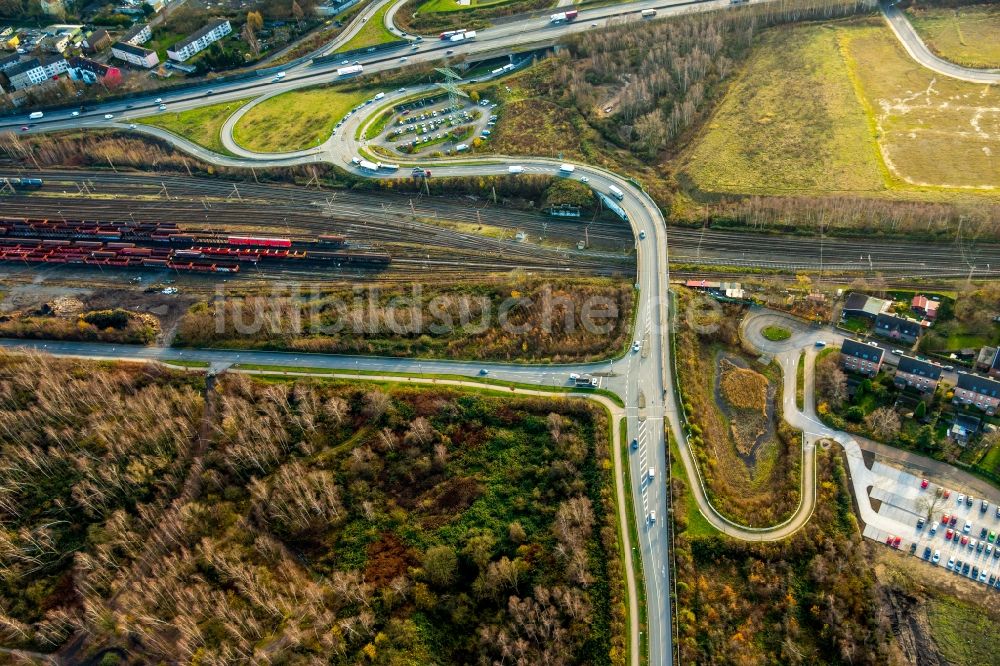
337;64;363;77
379;163;399;172
508;165;524;174
28;111;43;119
641;8;657;17
608;184;625;200
373;92;385;101
449;30;476;42
550;9;579;23
440;30;463;40
558;163;576;174
411;167;432;177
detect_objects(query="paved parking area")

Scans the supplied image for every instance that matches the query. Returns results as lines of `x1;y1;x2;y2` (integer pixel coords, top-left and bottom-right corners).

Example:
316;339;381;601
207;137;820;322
862;460;1000;589
372;97;498;156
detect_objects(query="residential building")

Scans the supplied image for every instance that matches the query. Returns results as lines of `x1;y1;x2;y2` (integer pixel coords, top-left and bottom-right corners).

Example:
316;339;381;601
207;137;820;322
987;348;1000;380
111;41;159;68
83;28;111;53
67;56;121;86
0;52;20;73
874;313;923;344
954;372;1000;416
976;346;997;373
121;22;152;46
949;414;982;446
840;339;884;377
4;55;68;91
893;356;943;394
167;18;231;62
842;292;890;321
683;280;744;300
40;34;70;53
911;294;940;320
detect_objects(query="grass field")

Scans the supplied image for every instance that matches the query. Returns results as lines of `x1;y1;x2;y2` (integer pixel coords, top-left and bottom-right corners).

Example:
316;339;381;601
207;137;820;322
907;4;1000;70
420;0;514;12
232;87;373;152
334;1;398;53
681;23;882;196
927;595;999;665
681;19;1000;198
138;98;253;155
761;325;791;341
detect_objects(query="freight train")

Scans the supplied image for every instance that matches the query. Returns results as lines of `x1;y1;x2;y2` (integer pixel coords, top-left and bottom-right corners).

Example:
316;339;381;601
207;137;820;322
0;177;43;189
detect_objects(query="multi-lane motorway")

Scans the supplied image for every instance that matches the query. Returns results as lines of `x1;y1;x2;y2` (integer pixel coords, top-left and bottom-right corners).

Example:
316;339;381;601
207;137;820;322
0;2;996;664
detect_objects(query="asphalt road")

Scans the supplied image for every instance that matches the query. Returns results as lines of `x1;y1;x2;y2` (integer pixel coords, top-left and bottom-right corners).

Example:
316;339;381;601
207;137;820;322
1;2;993;663
881;1;1000;84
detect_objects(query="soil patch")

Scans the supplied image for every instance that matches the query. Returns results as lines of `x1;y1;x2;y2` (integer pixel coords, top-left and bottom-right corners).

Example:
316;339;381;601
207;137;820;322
714;352;777;461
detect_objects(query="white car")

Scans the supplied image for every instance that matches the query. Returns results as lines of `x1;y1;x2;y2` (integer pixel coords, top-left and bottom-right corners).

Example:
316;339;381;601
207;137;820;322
399;57;407;62
159;104;167;111
648;511;656;523
154;98;162;103
71;111;79;117
632;341;641;353
579;176;589;183
932;550;940;564
947;556;955;569
129;123;136;129
569;373;580;381
398;87;406;92
964;520;972;533
647;467;655;480
104;113;114;119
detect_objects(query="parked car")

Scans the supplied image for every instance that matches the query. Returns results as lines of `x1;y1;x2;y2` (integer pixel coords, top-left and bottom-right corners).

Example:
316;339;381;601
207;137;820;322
932;550;941;564
967;495;975;506
982;527;989;539
921;478;929;489
929;523;938;536
961;535;969;545
923;546;932;560
943;513;950;524
964;520;973;533
917;517;925;529
947;556;955;569
946;528;954;540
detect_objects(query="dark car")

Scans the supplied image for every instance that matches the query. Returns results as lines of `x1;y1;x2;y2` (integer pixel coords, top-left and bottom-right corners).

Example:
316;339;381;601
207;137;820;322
924;546;932;559
981;527;988;539
917;517;925;529
973;566;980;579
950;515;958;526
991;574;997;586
978;541;985;552
963;563;971;575
909;542;917;555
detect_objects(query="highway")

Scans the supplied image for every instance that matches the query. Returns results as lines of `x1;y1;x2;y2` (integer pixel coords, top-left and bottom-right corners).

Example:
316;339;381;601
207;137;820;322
1;1;994;664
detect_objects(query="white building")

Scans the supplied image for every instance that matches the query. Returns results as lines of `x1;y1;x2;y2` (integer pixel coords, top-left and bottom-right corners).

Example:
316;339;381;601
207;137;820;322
4;55;68;91
167;18;231;62
111;41;159;69
121;22;152;46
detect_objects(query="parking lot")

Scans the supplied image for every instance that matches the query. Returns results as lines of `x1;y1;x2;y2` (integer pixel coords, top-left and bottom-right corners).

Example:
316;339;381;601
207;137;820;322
862;459;1000;589
369;96;498;156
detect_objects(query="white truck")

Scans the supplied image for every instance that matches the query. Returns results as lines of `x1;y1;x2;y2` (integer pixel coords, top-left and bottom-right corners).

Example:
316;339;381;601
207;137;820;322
29;111;43;119
373;92;385;101
358;159;379;172
641;8;657;18
558;163;575;175
337;65;364;77
608;184;625;200
449;30;477;42
508;165;524;174
550;9;578;24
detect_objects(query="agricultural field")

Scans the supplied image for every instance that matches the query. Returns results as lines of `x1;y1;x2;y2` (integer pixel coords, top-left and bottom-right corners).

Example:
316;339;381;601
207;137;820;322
0;355;625;663
138;98;253;156
671;445;893;664
681;19;1000;199
396;0;550;33
906;3;1000;70
174;278;635;363
232;86;374;153
673;288;801;526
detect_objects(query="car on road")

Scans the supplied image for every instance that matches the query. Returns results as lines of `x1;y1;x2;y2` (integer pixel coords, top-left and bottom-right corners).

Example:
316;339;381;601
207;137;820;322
159;104;167;111
104;113;113;119
398;87;406;92
579;176;589;183
446;49;454;54
932;550;941;564
71;111;79;116
205;90;214;96
125;104;133;109
647;467;655;480
129;124;136;129
632;341;641;353
399;57;407;62
638;230;646;240
154;98;162;103
648;511;655;523
19;125;28;131
479;368;489;375
815;340;827;348
892;348;905;355
631;438;638;451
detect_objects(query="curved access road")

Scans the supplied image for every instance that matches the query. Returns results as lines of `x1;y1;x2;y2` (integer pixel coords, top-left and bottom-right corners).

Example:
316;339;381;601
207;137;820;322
881;1;1000;84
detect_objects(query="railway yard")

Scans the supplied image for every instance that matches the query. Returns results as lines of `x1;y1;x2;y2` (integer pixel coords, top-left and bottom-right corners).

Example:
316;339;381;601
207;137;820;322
0;170;999;289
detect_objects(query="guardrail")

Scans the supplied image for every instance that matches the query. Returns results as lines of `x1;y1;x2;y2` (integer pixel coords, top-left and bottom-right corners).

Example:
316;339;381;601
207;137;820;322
313;39;409;65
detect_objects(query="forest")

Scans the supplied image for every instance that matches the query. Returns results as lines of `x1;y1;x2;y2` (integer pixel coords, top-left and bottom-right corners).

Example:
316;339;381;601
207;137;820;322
670;444;894;663
0;353;624;664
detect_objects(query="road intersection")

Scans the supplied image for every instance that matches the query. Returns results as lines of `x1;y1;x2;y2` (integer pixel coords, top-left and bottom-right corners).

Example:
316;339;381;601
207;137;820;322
0;2;997;663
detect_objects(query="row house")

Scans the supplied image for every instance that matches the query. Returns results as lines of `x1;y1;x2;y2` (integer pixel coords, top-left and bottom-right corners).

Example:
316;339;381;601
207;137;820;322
121;22;152;46
893;356;943;394
4;54;67;91
874;313;923;344
954;372;1000;416
67;56;121;86
839;339;884;377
